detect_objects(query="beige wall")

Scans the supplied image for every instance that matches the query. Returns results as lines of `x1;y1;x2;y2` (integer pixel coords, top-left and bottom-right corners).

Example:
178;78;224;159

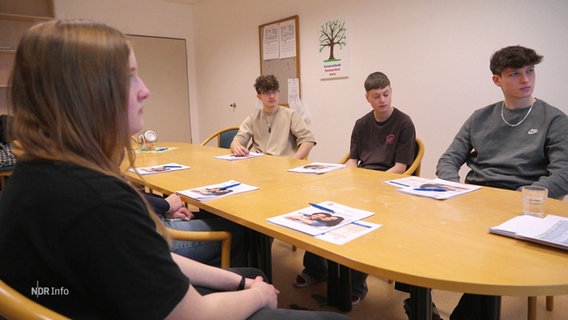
54;0;568;179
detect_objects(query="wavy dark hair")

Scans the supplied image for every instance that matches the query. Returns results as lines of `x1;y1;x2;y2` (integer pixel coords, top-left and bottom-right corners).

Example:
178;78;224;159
490;45;543;75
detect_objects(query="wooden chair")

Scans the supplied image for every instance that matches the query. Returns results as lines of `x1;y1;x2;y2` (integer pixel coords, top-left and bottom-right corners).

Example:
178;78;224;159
338;152;350;165
402;137;424;176
201;126;240;149
0;167;14;194
0;228;231;320
166;228;232;269
338;137;424;176
526;194;563;320
527;296;553;320
0;279;70;320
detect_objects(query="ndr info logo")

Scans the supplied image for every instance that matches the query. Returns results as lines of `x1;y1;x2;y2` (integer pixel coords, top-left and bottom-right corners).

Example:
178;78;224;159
31;281;69;298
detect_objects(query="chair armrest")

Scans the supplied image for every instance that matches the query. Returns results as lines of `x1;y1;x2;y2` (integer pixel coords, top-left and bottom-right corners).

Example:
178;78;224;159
166;228;232;269
0;280;70;320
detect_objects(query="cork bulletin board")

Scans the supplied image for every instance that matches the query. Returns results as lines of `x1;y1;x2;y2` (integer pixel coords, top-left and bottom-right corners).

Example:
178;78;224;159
259;15;300;106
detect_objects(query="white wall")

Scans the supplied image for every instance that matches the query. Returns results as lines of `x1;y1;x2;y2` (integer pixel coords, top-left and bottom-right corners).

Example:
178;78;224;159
53;0;568;179
192;0;568;178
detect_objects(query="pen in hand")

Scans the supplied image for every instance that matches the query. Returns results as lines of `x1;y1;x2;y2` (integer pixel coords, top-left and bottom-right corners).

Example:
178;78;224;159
233;146;249;157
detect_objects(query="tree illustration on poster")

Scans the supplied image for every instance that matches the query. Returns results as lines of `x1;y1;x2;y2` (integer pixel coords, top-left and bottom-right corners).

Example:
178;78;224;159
319;18;349;79
319;20;346;61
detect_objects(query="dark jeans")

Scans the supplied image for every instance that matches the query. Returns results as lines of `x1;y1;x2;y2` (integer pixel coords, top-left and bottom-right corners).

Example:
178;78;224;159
303;251;368;298
395;283;499;320
164;211;248;267
450;293;500;320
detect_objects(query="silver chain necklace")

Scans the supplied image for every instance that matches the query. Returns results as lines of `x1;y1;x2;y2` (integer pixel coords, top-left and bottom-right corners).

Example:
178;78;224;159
263;108;278;133
500;101;535;127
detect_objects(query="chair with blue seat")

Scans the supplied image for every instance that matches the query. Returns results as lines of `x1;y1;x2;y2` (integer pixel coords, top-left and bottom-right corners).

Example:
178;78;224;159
201;126;240;149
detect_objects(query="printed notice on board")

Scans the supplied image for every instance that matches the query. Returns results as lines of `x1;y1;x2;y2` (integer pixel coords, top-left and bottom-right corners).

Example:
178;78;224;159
279;19;296;59
263;24;279;60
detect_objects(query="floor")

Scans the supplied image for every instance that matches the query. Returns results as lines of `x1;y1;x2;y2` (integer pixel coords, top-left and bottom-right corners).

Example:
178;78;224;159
270;240;568;320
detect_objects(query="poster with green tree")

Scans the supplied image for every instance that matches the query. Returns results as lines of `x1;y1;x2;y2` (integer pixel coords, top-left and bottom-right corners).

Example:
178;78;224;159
319;18;349;79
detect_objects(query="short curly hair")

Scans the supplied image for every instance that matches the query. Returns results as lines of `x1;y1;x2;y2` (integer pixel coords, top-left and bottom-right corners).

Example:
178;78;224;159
254;74;279;94
490;45;543;75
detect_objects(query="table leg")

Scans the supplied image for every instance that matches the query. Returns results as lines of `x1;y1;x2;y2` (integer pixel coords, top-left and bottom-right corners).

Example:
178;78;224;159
327;260;338;306
259;233;273;283
480;295;501;320
246;230;273;283
528;296;537;320
546;296;554;311
338;264;352;312
327;260;352;312
409;286;432;320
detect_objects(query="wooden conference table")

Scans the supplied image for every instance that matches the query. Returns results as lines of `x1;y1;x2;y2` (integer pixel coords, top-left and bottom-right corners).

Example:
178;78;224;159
125;142;568;320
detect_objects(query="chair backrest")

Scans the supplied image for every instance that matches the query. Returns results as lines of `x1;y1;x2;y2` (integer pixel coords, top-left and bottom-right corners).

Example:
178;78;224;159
201;126;240;149
403;137;424;176
338;137;424;176
338;152;350;164
0;279;70;320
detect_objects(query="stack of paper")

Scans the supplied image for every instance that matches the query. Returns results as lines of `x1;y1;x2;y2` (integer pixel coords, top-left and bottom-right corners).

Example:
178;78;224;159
267;201;380;244
288;162;346;174
213;152;264;161
177;180;258;201
489;214;568;251
129;162;190;175
385;177;480;200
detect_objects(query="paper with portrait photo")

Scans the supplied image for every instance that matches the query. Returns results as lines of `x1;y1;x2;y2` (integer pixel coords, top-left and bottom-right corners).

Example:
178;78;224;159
386;177;480;200
129;162;190;175
177;180;259;201
267;201;374;236
288;162;346;174
213;152;264;161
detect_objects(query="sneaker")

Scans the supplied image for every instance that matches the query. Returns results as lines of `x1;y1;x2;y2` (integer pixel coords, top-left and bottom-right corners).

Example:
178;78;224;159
351;295;361;306
293;272;326;288
403;298;442;320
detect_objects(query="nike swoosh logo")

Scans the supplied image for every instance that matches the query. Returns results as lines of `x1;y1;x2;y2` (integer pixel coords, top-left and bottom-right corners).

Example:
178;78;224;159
528;129;539;135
